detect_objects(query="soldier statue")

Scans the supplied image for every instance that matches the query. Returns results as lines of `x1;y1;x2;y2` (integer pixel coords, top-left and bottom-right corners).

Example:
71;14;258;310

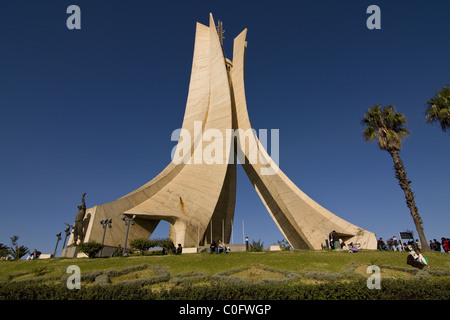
73;192;86;245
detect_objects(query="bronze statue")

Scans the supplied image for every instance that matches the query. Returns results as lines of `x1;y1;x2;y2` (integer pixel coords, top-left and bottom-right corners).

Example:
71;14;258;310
73;192;86;245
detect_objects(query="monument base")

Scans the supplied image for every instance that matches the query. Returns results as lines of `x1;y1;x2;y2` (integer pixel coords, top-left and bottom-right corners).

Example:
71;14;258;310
61;246;78;258
61;245;119;258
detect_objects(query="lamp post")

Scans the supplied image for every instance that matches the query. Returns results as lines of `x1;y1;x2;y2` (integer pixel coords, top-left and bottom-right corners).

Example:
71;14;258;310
245;236;249;251
54;232;62;257
62;224;72;249
122;215;136;256
99;219;112;257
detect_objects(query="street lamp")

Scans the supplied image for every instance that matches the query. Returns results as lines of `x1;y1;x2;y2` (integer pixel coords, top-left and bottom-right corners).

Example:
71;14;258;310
99;219;112;257
122;215;136;256
54;232;62;257
62;224;72;249
245;236;249;251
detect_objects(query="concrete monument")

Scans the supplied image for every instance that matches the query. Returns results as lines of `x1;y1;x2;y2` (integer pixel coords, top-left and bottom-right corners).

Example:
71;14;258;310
64;14;377;253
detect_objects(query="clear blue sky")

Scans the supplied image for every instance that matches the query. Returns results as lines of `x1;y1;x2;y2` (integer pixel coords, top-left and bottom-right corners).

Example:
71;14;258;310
1;1;449;256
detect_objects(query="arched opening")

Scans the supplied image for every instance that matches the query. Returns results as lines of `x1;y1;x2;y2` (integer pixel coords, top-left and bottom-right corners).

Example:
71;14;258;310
149;219;171;240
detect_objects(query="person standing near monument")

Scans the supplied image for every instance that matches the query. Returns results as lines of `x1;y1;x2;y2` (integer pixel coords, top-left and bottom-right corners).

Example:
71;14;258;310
433;239;441;252
329;230;338;249
73;192;86;245
442;238;449;253
429;240;435;251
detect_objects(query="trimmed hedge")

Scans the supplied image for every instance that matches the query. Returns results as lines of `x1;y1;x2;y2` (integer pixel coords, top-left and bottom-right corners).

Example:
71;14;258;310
2;263;450;300
1;278;450;300
211;265;301;285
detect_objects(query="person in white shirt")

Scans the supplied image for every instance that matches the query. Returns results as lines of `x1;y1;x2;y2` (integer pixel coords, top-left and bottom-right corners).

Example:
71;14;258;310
392;236;402;252
407;249;429;269
415;250;429;268
217;240;227;254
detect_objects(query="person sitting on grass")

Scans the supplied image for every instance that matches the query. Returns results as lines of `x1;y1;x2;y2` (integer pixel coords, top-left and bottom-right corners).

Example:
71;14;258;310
407;249;429;269
377;238;388;251
347;242;358;253
26;249;41;260
216;240;227;254
209;241;217;254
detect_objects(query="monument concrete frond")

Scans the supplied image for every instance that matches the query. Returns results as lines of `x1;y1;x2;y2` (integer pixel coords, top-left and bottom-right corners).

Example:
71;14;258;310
63;14;376;256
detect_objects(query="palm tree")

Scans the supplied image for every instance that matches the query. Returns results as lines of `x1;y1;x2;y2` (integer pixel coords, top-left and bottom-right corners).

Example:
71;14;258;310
362;105;430;251
9;235;29;260
0;243;10;259
426;85;450;132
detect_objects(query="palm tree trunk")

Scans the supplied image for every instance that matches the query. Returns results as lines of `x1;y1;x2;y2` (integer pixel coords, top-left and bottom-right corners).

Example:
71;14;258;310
390;151;430;251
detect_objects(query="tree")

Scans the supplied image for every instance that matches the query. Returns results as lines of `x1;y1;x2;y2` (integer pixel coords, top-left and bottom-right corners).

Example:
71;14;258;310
130;238;153;255
77;241;104;258
129;237;175;255
9;235;29;260
426;85;450;133
0;243;10;259
152;238;175;254
361;105;430;251
249;239;264;252
276;239;291;251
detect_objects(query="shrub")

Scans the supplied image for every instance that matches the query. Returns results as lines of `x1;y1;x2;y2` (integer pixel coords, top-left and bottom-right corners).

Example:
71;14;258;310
303;270;343;281
9;236;29;260
152;237;175;254
249;239;264;252
413;270;431;281
211;266;301;286
1;277;450;300
276;239;291;251
170;271;211;286
130;238;153;255
32;266;49;277
105;264;149;278
77;241;104;258
128;238;175;255
115;265;170;287
94;275;111;286
112;245;123;257
0;243;10;258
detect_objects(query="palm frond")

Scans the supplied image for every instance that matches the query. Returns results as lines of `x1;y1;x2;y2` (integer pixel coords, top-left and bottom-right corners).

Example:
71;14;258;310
426;85;450;132
361;104;409;152
363;126;377;142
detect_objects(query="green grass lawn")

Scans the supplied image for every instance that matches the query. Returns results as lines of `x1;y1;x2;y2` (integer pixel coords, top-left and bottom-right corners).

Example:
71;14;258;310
1;249;449;282
1;250;450;300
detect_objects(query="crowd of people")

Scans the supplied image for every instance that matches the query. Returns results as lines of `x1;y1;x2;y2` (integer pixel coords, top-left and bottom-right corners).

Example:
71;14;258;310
377;237;450;253
377;237;404;251
377;236;450;270
327;229;450;262
429;238;450;252
326;230;360;253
